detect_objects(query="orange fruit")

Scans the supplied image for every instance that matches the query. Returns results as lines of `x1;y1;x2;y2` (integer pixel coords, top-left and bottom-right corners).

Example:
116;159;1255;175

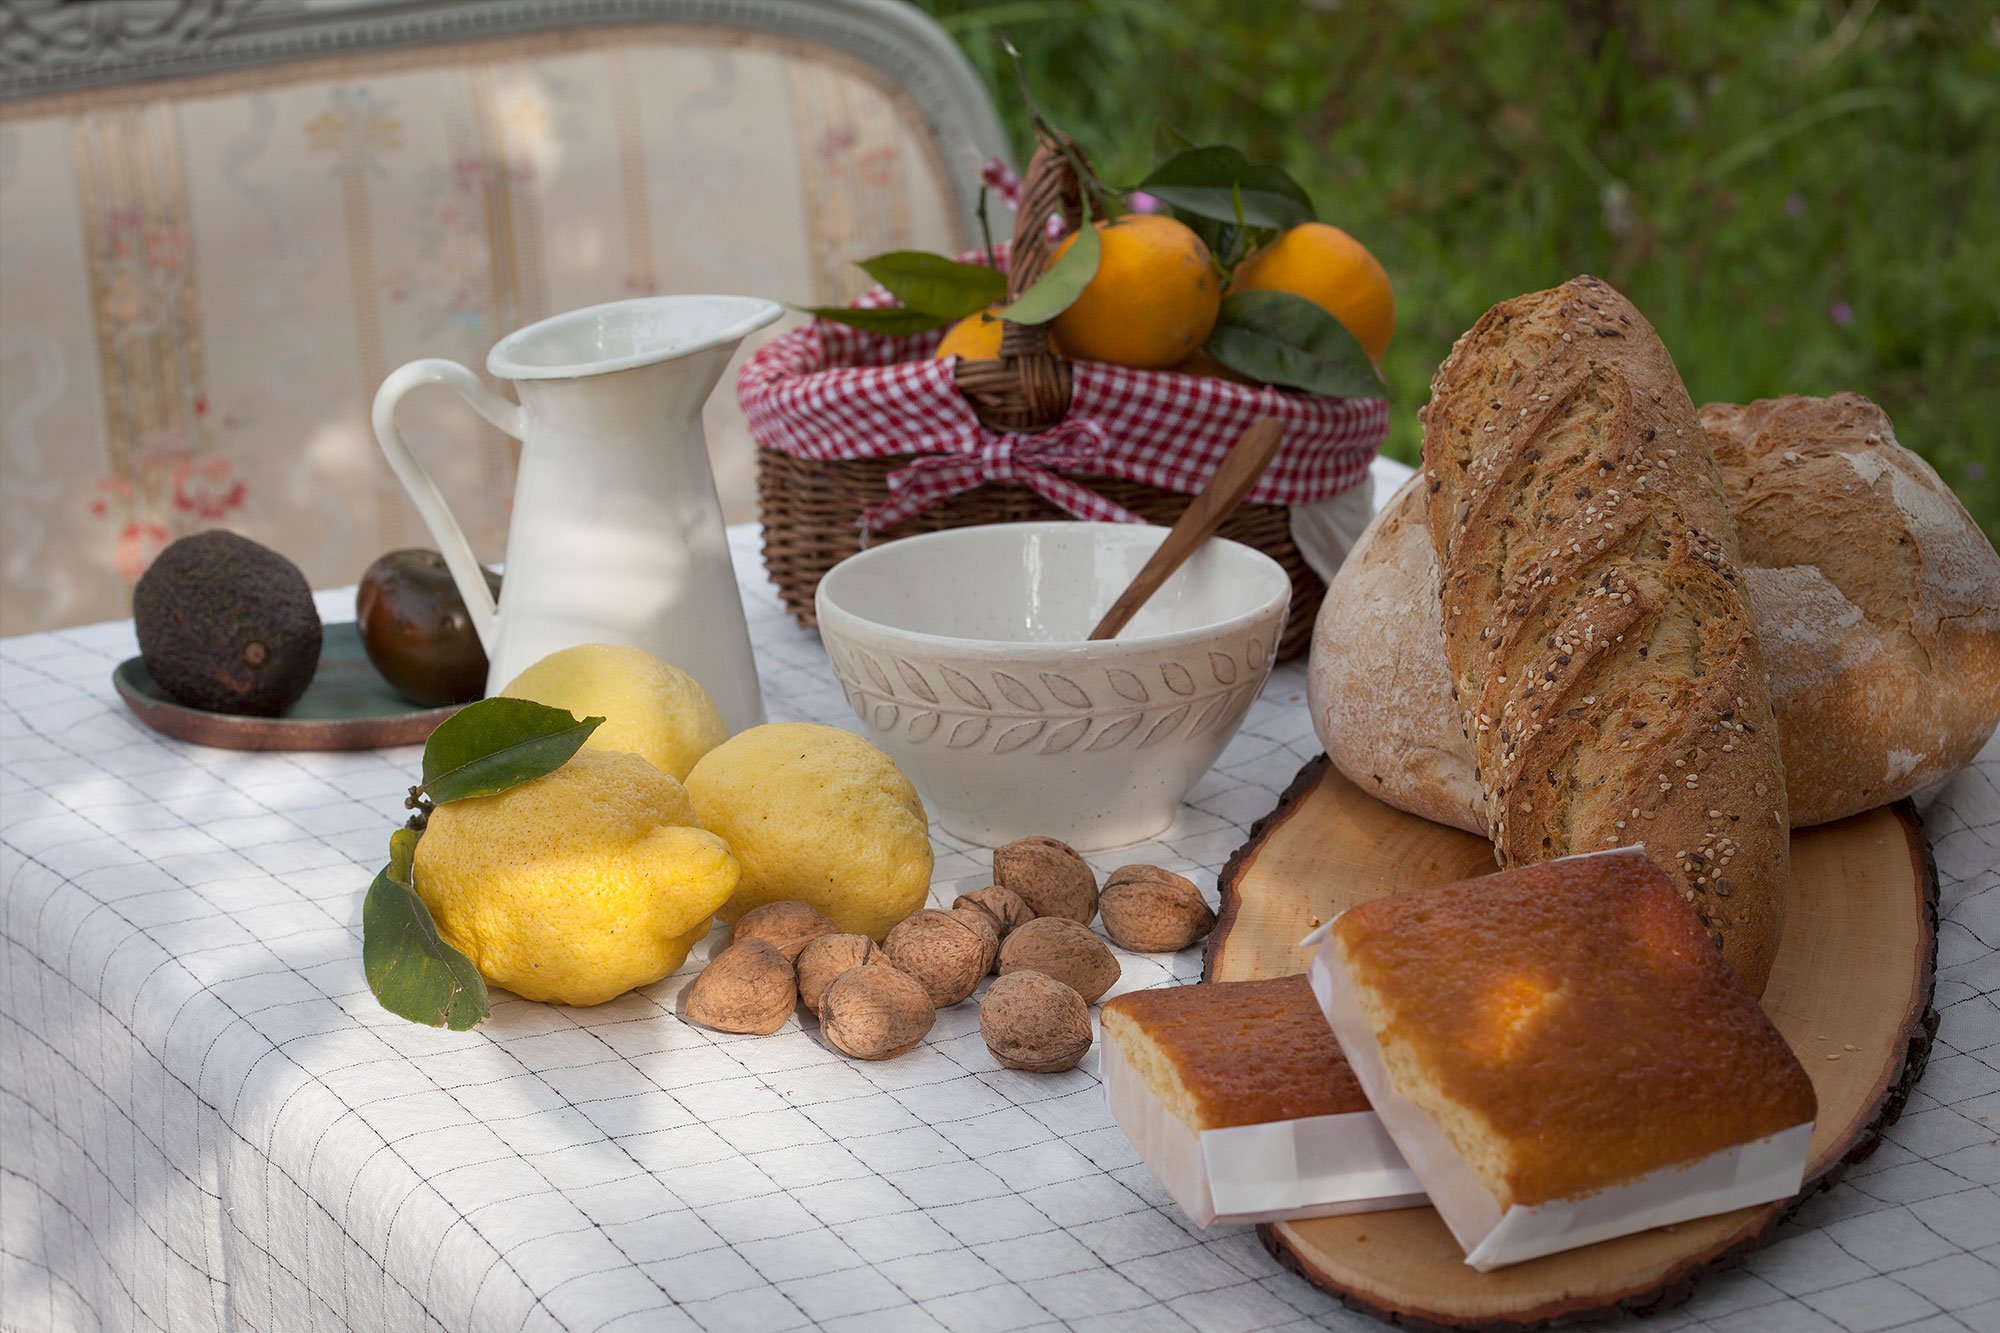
1170;347;1257;384
1049;214;1221;370
1230;222;1395;364
934;307;1006;361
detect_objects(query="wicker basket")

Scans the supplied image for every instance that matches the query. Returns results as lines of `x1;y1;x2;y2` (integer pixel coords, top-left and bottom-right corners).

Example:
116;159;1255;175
753;128;1346;661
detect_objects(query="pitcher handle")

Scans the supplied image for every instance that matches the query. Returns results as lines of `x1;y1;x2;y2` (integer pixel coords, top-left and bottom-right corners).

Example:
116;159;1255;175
371;358;524;654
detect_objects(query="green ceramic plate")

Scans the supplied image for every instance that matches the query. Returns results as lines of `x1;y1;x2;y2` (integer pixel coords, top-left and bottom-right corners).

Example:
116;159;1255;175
113;621;464;751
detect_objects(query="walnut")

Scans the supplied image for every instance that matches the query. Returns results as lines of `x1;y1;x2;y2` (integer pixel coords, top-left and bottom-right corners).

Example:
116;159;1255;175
682;939;795;1034
997;917;1121;1004
952;884;1035;937
948;905;1001;973
819;963;935;1060
883;909;988;1006
1098;865;1216;953
795;933;881;1016
979;970;1092;1072
731;900;838;962
993;836;1098;923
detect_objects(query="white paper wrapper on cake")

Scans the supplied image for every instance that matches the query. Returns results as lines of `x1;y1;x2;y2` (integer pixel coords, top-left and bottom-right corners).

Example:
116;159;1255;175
1100;1032;1426;1229
1302;907;1813;1271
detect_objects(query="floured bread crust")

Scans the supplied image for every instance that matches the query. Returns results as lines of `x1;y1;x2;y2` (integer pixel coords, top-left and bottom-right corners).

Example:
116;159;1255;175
1310;395;2000;833
1702;393;2000;811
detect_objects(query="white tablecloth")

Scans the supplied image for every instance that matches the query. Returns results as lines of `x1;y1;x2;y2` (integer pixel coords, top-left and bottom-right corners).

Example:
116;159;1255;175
3;520;1997;1333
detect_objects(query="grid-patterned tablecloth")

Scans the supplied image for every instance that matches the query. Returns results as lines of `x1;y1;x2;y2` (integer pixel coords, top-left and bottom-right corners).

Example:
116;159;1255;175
4;524;1997;1333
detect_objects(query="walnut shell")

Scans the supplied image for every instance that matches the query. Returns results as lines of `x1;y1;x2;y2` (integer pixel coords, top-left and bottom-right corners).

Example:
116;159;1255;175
1098;865;1216;953
731;899;839;962
952;884;1035;937
795;933;881;1016
993;836;1098;923
882;909;988;1007
979;970;1092;1073
996;916;1121;1004
682;939;796;1035
819;962;935;1060
948;905;1001;973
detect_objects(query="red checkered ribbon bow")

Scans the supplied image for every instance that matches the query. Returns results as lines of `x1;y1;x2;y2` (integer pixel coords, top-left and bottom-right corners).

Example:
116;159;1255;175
873;418;1139;533
737;250;1389;537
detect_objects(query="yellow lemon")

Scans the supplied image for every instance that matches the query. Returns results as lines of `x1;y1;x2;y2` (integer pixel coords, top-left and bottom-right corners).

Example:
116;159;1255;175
685;722;932;940
1049;213;1221;370
502;642;726;781
413;748;739;1006
1230;221;1396;364
934;307;1006;360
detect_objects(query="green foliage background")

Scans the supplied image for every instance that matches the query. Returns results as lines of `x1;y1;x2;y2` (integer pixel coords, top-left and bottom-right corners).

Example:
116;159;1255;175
915;0;2000;540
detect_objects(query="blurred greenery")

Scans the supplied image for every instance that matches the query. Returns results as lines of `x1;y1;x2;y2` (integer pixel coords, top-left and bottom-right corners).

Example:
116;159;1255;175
915;0;2000;540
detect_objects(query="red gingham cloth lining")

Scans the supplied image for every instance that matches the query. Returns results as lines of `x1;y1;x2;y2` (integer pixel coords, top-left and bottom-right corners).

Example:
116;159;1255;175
737;253;1389;535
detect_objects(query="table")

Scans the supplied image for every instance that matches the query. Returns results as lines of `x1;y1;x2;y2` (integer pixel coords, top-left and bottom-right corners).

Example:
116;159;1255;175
4;521;1997;1333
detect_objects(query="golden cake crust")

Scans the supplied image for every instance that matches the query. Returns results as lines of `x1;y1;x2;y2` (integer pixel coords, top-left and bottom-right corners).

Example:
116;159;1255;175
1100;975;1368;1130
1333;852;1817;1208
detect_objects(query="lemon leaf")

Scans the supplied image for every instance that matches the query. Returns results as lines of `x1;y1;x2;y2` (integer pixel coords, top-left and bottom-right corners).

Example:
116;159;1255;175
855;252;1007;320
1139;146;1314;230
794;303;953;336
420;697;603;805
1206;291;1386;399
363;835;489;1031
992;187;1100;326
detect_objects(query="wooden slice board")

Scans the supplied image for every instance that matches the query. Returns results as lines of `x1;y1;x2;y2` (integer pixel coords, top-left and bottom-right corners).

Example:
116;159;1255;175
1205;756;1939;1331
114;622;462;752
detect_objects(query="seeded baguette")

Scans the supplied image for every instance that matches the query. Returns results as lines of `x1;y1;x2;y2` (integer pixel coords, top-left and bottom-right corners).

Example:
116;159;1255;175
1310;397;2000;835
1420;275;1789;993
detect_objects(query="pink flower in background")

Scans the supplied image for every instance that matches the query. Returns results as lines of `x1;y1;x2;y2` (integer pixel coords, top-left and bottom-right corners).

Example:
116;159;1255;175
171;456;246;520
819;126;859;163
980;157;1022;209
858;146;896;188
88;475;135;518
1126;191;1162;214
1828;299;1854;327
1785;193;1806;217
144;228;188;272
115;522;170;581
100;206;142;257
1046;214;1067;242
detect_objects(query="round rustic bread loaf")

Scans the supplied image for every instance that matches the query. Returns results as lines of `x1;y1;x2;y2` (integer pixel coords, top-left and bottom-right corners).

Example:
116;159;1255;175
1310;393;2000;832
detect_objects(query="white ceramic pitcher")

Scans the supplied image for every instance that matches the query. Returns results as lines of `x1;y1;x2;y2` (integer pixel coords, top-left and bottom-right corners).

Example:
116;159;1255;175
372;295;781;733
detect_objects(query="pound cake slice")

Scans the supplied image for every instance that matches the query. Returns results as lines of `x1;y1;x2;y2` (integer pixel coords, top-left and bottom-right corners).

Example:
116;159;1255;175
1101;976;1423;1227
1306;849;1816;1269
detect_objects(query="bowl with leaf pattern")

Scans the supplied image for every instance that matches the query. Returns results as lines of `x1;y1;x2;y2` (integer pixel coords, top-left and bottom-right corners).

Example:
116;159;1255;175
815;522;1289;849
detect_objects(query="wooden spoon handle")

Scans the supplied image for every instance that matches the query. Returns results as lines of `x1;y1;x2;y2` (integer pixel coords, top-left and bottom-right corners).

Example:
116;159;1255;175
1088;417;1285;641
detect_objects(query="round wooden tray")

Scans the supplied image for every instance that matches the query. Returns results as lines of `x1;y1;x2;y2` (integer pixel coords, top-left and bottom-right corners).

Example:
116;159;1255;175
1205;755;1939;1331
114;622;461;752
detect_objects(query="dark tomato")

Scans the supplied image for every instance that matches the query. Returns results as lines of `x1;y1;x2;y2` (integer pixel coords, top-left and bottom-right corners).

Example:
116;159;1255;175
356;549;500;707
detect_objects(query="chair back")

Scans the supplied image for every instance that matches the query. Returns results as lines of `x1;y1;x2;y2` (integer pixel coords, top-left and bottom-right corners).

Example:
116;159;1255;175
0;0;1008;634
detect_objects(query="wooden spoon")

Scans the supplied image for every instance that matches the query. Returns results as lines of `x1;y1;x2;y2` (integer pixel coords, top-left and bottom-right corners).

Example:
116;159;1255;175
1088;417;1285;641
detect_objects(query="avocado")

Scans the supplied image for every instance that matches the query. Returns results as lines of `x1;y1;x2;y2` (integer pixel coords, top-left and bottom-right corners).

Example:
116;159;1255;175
133;530;323;716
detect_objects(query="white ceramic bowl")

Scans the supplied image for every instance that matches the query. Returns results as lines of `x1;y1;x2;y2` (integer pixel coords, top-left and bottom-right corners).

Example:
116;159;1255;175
815;522;1290;850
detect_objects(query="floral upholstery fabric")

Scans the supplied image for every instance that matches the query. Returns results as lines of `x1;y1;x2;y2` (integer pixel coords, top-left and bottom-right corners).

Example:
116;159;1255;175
0;26;972;634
